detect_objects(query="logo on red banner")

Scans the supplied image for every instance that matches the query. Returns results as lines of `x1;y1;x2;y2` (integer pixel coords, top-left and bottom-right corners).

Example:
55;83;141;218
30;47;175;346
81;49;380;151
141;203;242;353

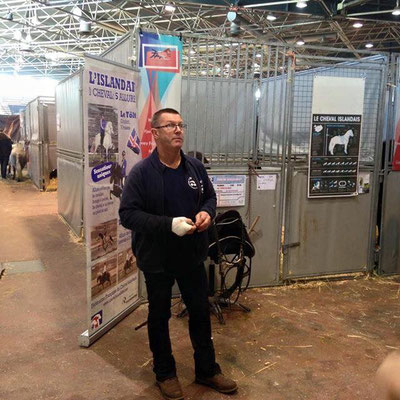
142;44;180;72
393;119;400;171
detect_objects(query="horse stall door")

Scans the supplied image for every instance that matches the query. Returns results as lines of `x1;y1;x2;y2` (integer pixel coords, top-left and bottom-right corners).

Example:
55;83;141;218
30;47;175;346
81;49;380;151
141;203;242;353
380;171;400;274
283;169;373;279
42;101;57;190
28;99;44;190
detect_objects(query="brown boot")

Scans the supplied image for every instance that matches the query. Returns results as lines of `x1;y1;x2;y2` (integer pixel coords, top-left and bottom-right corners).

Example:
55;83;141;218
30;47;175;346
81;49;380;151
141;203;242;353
156;377;184;400
196;373;238;393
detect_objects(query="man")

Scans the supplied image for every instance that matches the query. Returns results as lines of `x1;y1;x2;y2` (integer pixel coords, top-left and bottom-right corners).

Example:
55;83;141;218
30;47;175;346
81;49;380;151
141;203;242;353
99;114;106;147
0;129;12;179
119;108;237;400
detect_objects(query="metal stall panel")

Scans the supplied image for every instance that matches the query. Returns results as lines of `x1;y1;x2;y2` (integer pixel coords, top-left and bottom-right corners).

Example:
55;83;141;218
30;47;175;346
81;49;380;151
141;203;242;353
57;156;84;237
43;102;57;189
25;105;31;141
56;72;84;236
179;36;283;285
181;77;255;162
28;98;43;189
26;98;56;190
101;32;134;66
57;73;83;154
258;46;290;166
290;61;385;163
211;171;281;287
378;55;400;275
19;110;26;140
180;36;261;167
285;169;373;278
284;58;387;279
380;172;400;274
248;171;282;285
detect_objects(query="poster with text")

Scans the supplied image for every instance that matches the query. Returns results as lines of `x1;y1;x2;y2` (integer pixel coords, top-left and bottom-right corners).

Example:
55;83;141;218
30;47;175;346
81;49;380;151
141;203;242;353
210;175;246;207
83;56;140;337
308;77;365;198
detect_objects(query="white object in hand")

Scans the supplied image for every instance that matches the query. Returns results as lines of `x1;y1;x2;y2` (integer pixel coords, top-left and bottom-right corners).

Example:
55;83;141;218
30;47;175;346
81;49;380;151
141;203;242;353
172;217;193;236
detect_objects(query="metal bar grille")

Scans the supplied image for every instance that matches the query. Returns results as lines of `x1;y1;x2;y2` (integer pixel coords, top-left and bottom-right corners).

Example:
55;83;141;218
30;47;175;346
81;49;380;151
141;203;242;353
177;31;387;167
290;57;387;165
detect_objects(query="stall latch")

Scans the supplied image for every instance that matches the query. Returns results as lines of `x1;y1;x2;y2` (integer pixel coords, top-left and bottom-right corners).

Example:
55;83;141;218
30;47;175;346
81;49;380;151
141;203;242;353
282;242;300;252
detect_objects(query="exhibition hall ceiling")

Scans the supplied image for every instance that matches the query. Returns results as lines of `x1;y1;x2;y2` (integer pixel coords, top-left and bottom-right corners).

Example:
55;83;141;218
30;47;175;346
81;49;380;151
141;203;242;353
0;0;399;77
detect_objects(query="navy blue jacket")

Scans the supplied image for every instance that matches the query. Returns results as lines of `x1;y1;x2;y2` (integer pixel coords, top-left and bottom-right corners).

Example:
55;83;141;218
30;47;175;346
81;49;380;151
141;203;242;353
119;149;217;273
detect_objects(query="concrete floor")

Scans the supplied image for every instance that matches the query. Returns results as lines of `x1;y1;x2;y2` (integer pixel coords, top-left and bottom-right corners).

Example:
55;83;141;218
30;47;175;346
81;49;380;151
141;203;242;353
0;178;399;400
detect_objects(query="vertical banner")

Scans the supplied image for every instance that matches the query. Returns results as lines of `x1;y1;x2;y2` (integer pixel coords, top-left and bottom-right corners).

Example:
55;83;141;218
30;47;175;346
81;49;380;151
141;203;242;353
137;31;182;159
82;56;141;341
308;76;365;198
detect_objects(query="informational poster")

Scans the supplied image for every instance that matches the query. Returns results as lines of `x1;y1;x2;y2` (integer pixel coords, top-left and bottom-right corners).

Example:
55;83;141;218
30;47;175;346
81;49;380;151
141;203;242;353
257;174;277;191
308;77;365;198
210;175;246;207
82;56;141;341
137;31;182;159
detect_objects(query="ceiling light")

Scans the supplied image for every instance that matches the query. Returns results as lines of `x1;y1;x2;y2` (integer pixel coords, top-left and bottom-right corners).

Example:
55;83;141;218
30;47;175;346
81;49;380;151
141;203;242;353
229;21;240;36
13;30;22;40
79;20;92;34
6;11;13;21
393;1;400;15
165;4;176;12
353;22;363;28
31;14;40;26
296;1;308;8
266;13;277;21
296;38;305;45
21;42;32;52
189;49;196;55
256;53;262;58
227;10;237;22
45;53;58;61
365;43;373;48
72;6;82;19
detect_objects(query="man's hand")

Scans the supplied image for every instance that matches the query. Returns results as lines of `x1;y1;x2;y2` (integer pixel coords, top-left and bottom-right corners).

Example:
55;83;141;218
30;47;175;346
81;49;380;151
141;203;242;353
172;217;196;236
195;211;211;232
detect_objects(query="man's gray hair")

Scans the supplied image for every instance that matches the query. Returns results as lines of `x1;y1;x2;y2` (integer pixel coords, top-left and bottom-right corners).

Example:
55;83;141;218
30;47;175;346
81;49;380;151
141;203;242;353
151;108;181;128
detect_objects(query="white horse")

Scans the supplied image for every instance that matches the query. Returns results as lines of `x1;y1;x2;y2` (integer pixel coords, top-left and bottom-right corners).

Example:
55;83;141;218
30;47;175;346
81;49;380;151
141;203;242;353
93;121;114;158
328;129;354;156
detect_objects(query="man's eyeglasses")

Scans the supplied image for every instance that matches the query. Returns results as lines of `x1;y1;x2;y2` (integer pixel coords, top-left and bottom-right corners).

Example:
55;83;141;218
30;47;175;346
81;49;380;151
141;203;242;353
154;123;187;131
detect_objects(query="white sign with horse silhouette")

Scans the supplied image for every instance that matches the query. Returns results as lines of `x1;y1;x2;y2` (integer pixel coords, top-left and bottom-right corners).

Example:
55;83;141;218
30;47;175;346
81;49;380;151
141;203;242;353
308;76;365;198
81;56;141;345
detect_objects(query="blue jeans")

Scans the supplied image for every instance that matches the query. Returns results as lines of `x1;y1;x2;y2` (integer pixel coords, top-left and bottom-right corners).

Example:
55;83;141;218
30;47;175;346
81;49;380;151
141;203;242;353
144;263;220;381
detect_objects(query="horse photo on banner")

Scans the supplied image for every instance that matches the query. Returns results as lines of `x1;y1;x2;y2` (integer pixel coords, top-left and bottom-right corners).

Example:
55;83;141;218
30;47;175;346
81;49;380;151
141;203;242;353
137;30;182;159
